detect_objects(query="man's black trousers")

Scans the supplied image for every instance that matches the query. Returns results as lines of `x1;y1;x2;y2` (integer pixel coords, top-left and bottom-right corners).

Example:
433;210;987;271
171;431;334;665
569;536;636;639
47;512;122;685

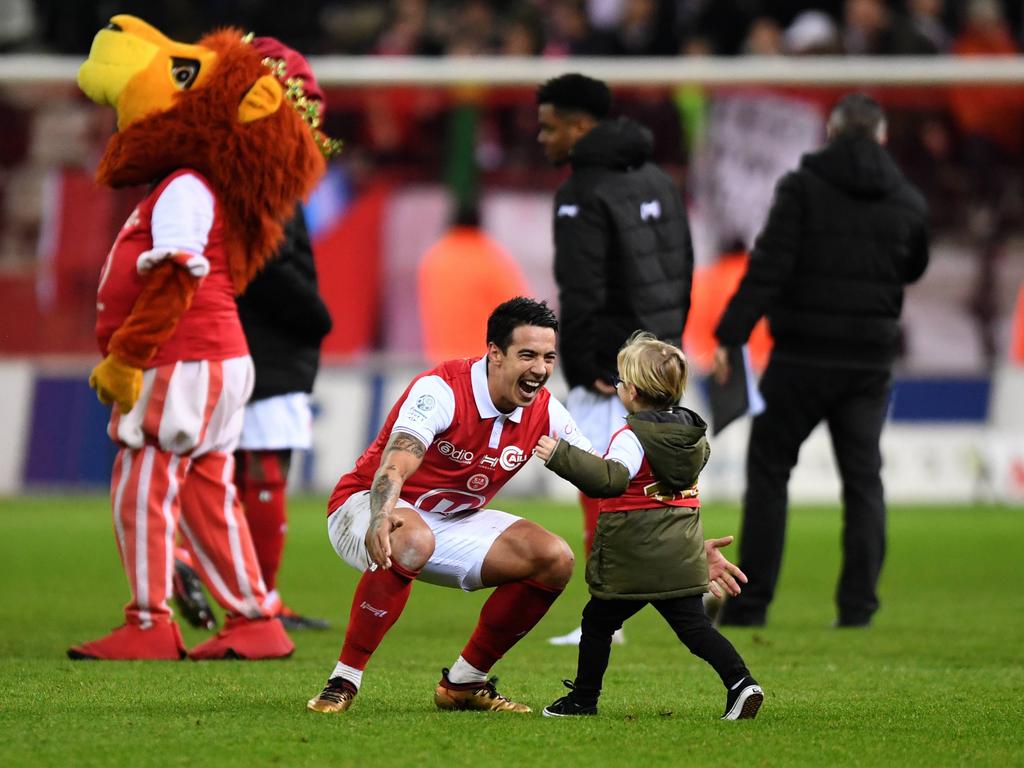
720;359;892;626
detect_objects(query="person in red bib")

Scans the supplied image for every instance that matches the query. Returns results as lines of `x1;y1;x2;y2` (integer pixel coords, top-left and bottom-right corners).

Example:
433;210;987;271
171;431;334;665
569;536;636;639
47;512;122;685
535;332;761;720
306;298;746;714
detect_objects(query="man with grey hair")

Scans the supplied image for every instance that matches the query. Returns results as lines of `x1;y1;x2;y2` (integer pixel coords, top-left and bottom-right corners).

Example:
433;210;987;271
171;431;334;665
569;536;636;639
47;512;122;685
712;93;930;628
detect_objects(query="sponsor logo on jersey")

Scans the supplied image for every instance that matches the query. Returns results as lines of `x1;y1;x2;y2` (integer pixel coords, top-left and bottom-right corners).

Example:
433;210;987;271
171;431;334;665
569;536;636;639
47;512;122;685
436;440;475;465
414;489;487;515
499;445;527;471
557;204;579;218
480;455;499;468
415;394;436;411
640;199;661;221
467;473;489;491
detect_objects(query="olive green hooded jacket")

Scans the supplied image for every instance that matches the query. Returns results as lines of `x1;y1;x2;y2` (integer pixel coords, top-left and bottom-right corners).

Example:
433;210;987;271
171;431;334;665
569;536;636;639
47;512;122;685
545;406;710;600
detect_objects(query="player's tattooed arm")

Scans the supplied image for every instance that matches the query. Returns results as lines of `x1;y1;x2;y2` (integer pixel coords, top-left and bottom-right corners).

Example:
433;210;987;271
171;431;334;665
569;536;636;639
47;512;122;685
365;431;428;569
369;474;398;520
371;432;427;507
388;432;427;459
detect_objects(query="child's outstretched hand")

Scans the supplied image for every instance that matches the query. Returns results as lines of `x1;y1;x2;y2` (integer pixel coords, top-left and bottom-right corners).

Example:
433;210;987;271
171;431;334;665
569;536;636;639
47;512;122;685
705;535;747;598
535;434;558;462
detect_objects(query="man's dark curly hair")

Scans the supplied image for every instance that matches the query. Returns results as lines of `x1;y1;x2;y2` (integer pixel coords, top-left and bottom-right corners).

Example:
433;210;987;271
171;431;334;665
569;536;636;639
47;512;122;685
536;73;611;120
487;297;559;352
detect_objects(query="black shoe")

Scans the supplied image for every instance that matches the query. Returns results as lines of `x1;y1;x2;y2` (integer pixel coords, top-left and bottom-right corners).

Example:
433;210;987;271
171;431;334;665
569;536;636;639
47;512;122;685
834;617;872;628
722;676;763;720
278;606;330;631
542;680;598;718
172;559;217;630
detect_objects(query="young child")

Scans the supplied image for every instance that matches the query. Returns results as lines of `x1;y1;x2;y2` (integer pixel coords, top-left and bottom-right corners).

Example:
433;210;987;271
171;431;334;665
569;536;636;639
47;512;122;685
535;332;763;720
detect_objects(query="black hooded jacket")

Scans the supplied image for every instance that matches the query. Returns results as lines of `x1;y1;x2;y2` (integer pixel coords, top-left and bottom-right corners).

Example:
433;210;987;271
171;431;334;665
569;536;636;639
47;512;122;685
553;117;693;389
716;136;929;369
237;205;333;401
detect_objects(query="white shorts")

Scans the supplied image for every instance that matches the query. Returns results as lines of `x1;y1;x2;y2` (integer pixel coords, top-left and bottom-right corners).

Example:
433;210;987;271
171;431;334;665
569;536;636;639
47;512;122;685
238;392;313;450
327;490;521;591
564;386;628;455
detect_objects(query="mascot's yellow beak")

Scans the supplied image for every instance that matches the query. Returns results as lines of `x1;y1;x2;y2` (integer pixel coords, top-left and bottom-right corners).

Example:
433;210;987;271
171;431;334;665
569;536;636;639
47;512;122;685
77;15;281;131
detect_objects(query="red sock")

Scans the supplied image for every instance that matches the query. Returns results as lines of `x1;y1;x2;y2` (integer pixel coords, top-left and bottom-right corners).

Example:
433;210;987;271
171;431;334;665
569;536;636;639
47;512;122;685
461;579;563;672
174;545;192;567
236;450;288;591
339;563;419;669
580;493;601;557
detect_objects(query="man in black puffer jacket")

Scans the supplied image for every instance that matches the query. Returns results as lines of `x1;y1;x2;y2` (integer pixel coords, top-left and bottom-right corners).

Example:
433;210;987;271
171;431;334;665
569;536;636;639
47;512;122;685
713;93;929;628
537;74;694;645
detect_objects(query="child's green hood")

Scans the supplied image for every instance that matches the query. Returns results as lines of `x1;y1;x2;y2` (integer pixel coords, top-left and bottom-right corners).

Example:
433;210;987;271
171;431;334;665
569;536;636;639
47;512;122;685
626;406;710;491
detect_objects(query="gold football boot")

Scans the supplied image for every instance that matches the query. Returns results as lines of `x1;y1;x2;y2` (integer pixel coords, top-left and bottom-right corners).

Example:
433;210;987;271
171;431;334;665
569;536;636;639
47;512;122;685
434;668;531;713
307;678;358;713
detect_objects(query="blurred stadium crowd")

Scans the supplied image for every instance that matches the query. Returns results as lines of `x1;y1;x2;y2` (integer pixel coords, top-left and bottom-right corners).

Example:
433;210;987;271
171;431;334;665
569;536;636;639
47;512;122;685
0;0;1022;369
3;0;1023;58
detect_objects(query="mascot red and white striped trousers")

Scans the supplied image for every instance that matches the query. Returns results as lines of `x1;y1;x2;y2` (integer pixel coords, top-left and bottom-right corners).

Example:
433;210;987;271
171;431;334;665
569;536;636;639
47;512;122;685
107;356;270;626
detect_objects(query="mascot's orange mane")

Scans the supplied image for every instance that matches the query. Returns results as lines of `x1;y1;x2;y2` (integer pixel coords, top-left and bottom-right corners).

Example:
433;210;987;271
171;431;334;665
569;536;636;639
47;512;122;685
96;29;325;293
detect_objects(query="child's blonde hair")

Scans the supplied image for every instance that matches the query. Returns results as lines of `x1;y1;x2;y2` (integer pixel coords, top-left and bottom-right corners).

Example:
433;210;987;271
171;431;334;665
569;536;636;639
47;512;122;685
616;331;688;409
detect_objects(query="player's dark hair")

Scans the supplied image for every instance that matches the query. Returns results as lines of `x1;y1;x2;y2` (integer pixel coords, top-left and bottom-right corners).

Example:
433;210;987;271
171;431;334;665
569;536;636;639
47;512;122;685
487;297;559;352
828;93;886;141
536;73;611;120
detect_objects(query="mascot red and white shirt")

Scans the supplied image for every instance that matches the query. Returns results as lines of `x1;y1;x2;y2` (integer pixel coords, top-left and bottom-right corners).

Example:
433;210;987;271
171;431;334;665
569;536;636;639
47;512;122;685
96;168;248;367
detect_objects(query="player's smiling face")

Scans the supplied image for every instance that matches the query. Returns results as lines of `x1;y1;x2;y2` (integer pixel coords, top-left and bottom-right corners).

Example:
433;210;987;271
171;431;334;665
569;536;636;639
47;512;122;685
486;325;557;412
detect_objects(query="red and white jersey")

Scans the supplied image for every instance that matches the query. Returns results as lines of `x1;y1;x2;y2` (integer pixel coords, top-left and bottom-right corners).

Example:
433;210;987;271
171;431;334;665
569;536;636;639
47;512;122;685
599;426;700;513
330;357;592;515
95;168;247;368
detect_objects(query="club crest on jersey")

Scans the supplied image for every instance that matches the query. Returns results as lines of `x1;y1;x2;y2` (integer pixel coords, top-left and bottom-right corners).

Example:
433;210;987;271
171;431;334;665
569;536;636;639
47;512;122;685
467;473;489;491
436;440;474;465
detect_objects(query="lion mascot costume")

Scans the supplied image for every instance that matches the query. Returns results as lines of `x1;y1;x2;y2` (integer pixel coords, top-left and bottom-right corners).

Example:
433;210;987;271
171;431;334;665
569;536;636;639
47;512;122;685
68;16;332;660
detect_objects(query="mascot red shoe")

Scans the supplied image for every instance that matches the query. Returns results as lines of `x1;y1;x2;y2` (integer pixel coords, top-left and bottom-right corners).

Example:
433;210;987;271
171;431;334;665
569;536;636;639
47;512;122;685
67;16;332;661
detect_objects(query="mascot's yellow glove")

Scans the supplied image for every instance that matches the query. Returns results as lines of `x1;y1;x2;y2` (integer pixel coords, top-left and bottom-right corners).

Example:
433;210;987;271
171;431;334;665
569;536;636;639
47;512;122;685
89;354;143;413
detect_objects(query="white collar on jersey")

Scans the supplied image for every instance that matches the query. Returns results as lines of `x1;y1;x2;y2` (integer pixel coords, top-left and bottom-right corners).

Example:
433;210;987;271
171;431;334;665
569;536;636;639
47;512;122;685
471;356;523;423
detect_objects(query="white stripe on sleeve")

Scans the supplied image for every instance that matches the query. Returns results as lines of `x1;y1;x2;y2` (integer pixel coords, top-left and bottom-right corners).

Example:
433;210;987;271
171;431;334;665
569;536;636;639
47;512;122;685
150;173;215;266
391;375;455;448
547;396;595;453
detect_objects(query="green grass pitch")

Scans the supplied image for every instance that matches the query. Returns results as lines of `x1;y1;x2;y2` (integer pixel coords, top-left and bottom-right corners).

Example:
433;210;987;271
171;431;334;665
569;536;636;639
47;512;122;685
1;495;1021;767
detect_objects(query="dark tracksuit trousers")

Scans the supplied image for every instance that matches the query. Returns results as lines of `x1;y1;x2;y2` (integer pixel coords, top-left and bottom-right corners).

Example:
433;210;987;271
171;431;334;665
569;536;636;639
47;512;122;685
720;359;892;626
574;594;749;705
